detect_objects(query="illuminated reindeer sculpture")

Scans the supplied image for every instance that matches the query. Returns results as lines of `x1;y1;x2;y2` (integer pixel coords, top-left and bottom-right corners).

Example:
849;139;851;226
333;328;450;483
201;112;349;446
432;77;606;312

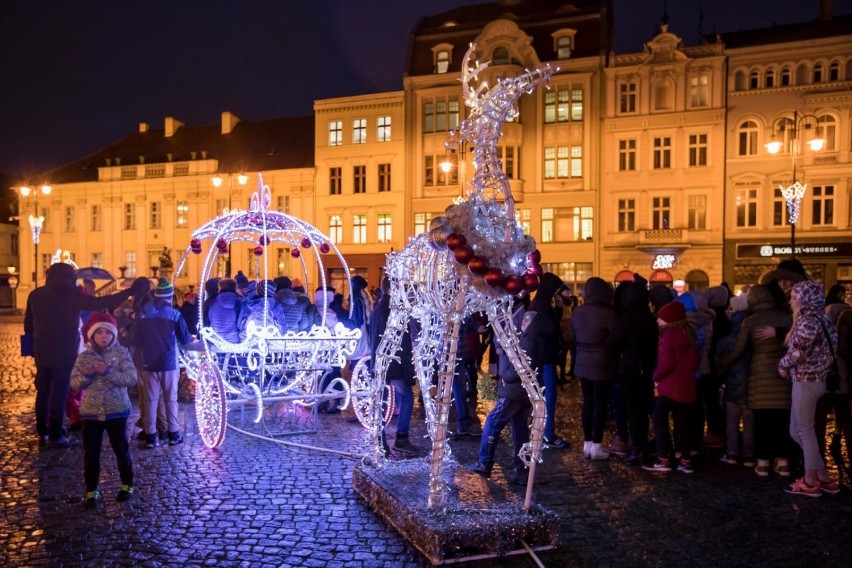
365;45;557;511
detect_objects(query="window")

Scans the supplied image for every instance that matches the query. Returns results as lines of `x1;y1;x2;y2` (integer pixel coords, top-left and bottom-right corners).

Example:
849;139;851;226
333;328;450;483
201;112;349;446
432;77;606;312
690;75;708;106
652;197;671;229
492;47;510;65
353;214;367;244
735;188;758;228
544;86;584;123
688;134;708;167
91;205;102;231
424;155;456;186
328;120;343;146
353;118;367;144
39;207;50;233
556;36;572;59
414;212;433;235
541;208;588;241
544;262;593;296
749;70;759;89
353;165;366;194
765;70;775;88
215;198;228;216
544;146;582;179
329;215;343;243
829;61;841;81
573;207;593;240
176;201;189;227
653;137;671;169
329;167;342;195
378;163;391;192
124;203;136;230
773;188;788;226
817;115;837;152
377;116;391;142
738;121;758;156
514;209;531;235
541;208;554;243
124;251;137;278
812;185;834;225
781;67;791;86
276;195;289;213
377;214;392;243
498;146;517;178
618;139;636;171
687;195;706;229
423;97;460;133
570;146;583;177
246;250;259;279
150;201;161;229
619;82;636;113
618;199;635;232
435;50;450;74
91;252;103;269
813;63;824;83
276;248;287;277
64;206;75;233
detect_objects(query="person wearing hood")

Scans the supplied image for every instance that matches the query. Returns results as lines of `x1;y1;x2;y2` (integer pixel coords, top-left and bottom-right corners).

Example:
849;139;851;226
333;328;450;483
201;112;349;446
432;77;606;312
570;276;617;459
720;285;793;478
274;277;310;332
208;278;242;343
24;262;148;447
778;280;840;496
704;285;732;448
237;279;289;339
201;277;220;327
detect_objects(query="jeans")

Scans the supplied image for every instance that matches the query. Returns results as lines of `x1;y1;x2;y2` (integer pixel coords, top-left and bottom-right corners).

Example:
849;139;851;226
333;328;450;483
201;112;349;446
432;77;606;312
138;370;180;435
453;361;472;431
725;401;754;458
652;395;691;460
790;381;827;471
392;380;414;437
542;364;558;441
580;378;613;443
82;417;133;492
478;397;531;471
34;364;75;440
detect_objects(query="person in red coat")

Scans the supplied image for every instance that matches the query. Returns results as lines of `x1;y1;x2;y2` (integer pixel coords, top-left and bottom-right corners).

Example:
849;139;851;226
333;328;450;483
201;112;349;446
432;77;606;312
644;301;699;473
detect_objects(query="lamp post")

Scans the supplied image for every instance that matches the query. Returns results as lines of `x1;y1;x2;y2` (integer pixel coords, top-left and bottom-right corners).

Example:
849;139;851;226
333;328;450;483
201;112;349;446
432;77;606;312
765;111;824;258
18;184;52;288
211;172;248;276
439;129;466;197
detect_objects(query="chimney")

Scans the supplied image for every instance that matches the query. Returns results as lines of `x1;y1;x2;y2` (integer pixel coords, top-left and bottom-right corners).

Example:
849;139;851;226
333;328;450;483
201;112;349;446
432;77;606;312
221;111;241;134
820;0;833;20
139;122;149;133
164;116;184;138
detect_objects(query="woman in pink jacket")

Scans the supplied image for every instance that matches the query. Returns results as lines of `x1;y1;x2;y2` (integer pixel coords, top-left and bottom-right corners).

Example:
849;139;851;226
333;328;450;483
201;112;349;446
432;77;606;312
644;300;699;474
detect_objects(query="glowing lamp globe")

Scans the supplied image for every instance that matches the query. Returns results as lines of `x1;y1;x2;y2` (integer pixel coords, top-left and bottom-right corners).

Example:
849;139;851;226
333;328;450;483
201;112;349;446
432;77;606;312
452;244;474;265
445;233;467;251
467;256;490;276
484;268;505;288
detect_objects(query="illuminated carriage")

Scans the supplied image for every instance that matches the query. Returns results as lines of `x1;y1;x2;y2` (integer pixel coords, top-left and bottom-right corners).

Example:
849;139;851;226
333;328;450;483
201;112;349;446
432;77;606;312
175;175;390;448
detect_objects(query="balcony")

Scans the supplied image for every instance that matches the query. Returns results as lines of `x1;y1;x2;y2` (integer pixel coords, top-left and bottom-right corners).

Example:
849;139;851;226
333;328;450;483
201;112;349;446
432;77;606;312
636;229;689;252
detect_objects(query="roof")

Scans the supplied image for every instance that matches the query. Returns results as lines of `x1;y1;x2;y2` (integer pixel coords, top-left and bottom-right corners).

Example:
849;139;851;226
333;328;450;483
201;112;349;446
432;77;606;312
43;115;315;185
708;13;852;50
405;0;610;76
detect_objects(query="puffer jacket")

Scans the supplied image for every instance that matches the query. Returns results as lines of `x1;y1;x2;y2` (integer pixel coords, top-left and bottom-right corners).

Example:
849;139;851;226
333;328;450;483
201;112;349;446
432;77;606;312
208;290;241;342
70;342;137;421
720;285;792;410
654;324;698;403
238;292;289;340
275;288;310;331
779;280;837;383
716;309;750;405
569;277;618;381
677;290;714;376
132;299;192;372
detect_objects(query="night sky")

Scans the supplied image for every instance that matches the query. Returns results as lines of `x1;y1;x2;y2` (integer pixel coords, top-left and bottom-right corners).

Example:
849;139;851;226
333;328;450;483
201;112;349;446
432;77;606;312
2;0;849;179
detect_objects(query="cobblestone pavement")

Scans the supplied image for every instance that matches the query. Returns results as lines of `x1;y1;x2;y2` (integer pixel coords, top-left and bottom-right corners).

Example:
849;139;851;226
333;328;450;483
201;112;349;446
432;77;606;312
2;319;852;567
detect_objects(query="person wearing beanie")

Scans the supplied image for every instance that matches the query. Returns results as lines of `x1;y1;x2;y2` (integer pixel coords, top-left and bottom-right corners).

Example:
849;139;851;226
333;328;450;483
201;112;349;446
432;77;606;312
131;278;192;449
24;262;149;448
71;311;137;508
644;298;699;474
234;271;250;296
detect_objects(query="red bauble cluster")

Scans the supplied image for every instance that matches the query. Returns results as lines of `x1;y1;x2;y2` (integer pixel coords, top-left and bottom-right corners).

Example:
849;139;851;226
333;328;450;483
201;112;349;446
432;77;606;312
319;242;331;254
190;238;202;255
216;238;228;254
442;232;542;295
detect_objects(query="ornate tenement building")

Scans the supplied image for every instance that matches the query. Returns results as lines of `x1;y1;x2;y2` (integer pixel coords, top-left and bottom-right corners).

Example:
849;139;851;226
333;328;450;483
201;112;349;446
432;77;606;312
13;1;852;308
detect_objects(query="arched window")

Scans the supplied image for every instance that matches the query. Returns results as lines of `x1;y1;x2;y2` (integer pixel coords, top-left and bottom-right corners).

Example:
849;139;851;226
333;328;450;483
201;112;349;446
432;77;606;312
738;120;759;156
765;69;775;88
796;63;809;84
435;50;450;74
817;114;837;152
813;63;824;83
781;67;792;86
734;69;747;91
829;61;841;81
492;47;510;65
749;70;759;89
685;270;709;291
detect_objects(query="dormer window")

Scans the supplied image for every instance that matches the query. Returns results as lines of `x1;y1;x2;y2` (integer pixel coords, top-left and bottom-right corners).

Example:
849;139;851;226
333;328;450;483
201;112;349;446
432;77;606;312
552;30;576;60
435;49;450;74
493;47;510;65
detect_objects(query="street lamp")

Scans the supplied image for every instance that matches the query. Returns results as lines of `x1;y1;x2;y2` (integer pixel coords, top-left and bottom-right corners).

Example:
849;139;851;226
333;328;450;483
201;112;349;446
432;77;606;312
211;172;248;276
18;183;52;288
765;111;824;258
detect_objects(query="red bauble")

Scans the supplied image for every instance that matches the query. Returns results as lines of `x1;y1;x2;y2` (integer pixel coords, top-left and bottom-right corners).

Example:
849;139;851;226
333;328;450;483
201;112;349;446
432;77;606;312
528;262;543;276
190;238;201;249
216;238;228;251
452;245;474;265
258;235;270;246
484;268;505;288
523;273;540;292
445;233;466;251
319;242;331;254
290;248;301;258
300;237;312;248
503;274;523;294
253;246;263;257
528;249;542;264
467;255;490;276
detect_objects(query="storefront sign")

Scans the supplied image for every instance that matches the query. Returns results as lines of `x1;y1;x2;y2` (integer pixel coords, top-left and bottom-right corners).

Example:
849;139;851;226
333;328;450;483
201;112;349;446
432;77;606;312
736;242;852;259
652;254;676;270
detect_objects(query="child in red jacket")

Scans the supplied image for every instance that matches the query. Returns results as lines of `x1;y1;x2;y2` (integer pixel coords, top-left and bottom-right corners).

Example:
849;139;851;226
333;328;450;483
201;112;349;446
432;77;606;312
644;301;699;474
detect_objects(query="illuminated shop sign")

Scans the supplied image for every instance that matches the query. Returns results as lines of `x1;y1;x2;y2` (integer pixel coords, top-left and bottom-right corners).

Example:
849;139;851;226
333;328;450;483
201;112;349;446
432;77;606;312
736;243;852;259
652;254;676;270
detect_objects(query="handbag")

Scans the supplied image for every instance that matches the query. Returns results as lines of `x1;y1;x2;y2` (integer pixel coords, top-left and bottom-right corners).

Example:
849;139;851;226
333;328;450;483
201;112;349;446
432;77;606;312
20;334;34;357
816;318;841;393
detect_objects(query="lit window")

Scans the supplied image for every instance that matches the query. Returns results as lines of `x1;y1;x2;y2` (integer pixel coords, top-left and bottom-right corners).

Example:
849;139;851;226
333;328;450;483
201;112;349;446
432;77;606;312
423;97;459;133
378;163;391;192
413;212;432;235
377;213;392;243
124;251;137;278
353;118;367;144
215;199;228;217
63;206;75;233
618;199;635;232
436;50;450;74
735;188;757;228
652;197;671;229
124;203;136;230
176;201;189;227
329;167;342;195
91;205;101;231
688;134;708;167
690;75;708;106
91;252;103;269
328;120;343;146
812;185;834;225
353;165;366;194
544;86;584;123
688;195;706;229
619;139;636;171
571;146;583;177
424;155;456;186
353;214;367;244
817;115;837;151
573;206;593;241
277;195;289;213
329;215;342;244
653;137;671;169
498;146;517;179
514;209;531;235
377;116;391;142
541;208;554;242
150;202;161;229
556;36;572;59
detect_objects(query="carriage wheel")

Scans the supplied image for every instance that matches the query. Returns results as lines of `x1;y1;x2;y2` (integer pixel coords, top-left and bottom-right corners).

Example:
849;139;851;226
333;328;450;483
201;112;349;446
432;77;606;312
196;359;227;448
350;357;395;427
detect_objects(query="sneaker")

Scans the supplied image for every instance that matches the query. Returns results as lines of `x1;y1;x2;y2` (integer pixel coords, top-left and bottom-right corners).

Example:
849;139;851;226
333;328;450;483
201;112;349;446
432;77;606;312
773;458;790;478
755;459;770;477
589;443;610;460
392;436;419;455
677;459;695;474
742;457;756;467
720;454;739;465
48;436;78;448
783;477;822;497
604;439;629;457
168;432;184;446
144;434;158;449
583;441;592;458
818;478;841;495
469;461;493;478
643;459;672;473
624;449;644;466
117;485;134;502
84;490;101;510
543;437;571;449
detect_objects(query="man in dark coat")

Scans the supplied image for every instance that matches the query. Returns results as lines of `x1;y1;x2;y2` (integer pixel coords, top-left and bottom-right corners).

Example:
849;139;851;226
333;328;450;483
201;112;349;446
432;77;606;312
24;263;148;447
